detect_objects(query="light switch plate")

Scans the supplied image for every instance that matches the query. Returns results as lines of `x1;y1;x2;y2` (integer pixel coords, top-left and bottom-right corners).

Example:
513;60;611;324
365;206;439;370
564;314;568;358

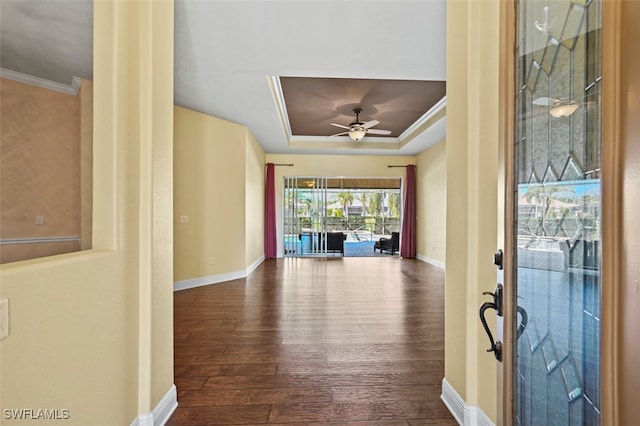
0;299;8;340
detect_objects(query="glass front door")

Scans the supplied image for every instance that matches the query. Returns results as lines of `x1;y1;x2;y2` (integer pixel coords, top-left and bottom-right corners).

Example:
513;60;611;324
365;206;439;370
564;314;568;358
513;0;601;424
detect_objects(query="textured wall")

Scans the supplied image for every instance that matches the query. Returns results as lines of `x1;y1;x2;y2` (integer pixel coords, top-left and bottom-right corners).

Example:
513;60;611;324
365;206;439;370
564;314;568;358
0;78;81;262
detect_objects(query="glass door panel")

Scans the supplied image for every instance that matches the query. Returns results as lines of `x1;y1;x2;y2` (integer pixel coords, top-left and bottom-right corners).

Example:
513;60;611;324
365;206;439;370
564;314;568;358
283;177;328;257
513;0;601;424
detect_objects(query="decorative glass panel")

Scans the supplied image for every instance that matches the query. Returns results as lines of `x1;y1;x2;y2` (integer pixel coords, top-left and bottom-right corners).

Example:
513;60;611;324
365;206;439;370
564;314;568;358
514;0;601;424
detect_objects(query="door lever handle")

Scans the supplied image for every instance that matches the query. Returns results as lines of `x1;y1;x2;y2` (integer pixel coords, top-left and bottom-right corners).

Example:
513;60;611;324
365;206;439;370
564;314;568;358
482;283;503;317
479;284;503;362
479;301;503;362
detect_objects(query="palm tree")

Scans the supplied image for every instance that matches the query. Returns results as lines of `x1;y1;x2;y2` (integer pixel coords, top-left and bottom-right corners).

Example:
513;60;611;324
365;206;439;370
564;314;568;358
357;192;370;216
369;192;383;217
336;191;354;218
388;192;400;218
523;184;576;236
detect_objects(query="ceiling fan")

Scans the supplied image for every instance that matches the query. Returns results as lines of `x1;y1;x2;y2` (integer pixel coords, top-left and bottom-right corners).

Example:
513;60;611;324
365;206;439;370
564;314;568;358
329;107;392;141
532;96;579;118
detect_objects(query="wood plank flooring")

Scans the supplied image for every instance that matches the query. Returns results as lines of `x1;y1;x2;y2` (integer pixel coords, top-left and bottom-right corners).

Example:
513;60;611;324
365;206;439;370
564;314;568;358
168;257;456;425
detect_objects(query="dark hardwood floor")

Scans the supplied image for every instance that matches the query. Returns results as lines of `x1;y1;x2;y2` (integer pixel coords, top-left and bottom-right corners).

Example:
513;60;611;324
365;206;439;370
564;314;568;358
168;257;456;425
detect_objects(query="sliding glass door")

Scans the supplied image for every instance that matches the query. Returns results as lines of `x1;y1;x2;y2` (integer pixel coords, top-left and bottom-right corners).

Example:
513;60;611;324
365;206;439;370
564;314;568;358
283;177;403;258
283;177;329;257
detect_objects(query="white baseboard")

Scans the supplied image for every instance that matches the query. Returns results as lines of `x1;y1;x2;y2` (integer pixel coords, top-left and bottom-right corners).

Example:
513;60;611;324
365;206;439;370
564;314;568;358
246;255;265;276
441;378;495;426
416;253;445;269
174;256;265;291
441;378;465;425
130;384;177;426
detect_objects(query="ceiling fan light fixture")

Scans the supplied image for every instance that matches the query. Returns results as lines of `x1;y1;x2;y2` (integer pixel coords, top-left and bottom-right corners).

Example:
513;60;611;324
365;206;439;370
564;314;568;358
348;128;366;141
549;102;579;118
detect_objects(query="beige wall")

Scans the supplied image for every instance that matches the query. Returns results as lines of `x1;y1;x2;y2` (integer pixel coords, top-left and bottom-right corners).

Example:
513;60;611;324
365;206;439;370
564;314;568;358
0;1;175;423
445;0;501;422
245;132;266;266
416;141;446;266
0;78;82;262
173;106;265;284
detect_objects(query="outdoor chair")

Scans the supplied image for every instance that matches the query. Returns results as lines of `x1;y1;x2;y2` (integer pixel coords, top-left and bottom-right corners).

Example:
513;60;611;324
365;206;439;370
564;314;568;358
374;232;399;255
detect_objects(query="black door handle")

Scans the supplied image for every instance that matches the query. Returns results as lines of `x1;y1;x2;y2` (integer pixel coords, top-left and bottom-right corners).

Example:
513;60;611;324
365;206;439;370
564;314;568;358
480;284;503;362
479;301;502;361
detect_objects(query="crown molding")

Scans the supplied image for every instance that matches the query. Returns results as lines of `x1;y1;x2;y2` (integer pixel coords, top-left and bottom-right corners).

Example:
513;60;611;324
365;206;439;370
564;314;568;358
267;75;293;140
399;95;447;140
0;68;81;95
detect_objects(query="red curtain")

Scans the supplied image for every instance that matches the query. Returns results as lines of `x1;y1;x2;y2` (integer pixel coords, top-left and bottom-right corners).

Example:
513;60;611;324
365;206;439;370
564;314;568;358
264;163;277;258
400;165;416;258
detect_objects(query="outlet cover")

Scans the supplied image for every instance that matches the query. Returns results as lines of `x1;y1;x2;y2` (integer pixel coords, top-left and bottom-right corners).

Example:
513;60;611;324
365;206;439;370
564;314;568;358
0;299;8;340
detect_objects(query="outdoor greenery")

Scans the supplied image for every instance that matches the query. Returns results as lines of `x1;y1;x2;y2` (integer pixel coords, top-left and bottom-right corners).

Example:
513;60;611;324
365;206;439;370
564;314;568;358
284;188;402;236
518;182;601;242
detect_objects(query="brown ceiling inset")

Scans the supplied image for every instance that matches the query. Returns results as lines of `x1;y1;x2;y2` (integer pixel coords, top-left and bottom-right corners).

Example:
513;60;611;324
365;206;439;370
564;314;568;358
280;77;446;138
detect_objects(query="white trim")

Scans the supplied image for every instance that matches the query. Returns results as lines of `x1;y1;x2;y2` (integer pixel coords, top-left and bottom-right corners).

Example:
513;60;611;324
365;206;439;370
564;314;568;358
246;255;265;276
130;384;177;426
174;270;245;291
267;75;293;139
441;378;465;425
131;414;153;426
441;378;495;426
399;95;447;139
476;407;496;426
174;256;265;291
416;253;446;269
0;68;81;95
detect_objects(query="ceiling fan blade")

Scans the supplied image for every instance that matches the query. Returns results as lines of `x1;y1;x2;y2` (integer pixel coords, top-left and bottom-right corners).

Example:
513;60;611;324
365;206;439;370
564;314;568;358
329;131;349;137
367;129;392;135
362;119;380;129
532;96;558;106
330;123;351;130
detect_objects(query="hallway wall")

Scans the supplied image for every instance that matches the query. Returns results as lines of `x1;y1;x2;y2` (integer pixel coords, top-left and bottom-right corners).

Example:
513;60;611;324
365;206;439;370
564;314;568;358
0;1;175;423
444;0;501;423
173;106;265;286
416;141;446;267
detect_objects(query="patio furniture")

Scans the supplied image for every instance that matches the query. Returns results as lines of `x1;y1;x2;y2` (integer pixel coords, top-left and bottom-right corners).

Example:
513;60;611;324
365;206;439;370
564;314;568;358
374;232;399;255
320;232;347;255
299;232;346;255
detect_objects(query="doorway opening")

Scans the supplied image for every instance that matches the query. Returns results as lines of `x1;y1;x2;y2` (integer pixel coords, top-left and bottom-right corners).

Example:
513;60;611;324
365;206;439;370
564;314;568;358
283;177;402;257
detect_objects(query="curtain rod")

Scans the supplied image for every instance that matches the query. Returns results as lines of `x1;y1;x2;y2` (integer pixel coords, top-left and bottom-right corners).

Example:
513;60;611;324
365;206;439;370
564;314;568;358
387;164;414;168
267;163;294;167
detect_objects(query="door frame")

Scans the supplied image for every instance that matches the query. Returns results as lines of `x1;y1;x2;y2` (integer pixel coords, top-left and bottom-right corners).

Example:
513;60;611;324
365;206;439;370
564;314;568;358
498;0;516;424
601;1;633;424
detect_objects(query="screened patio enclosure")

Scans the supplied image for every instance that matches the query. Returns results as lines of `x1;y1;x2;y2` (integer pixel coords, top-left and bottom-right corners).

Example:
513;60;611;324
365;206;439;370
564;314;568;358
283;177;402;257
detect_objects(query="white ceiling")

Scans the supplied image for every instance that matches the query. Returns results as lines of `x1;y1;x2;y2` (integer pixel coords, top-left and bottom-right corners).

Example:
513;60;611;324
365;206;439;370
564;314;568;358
1;0;447;156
